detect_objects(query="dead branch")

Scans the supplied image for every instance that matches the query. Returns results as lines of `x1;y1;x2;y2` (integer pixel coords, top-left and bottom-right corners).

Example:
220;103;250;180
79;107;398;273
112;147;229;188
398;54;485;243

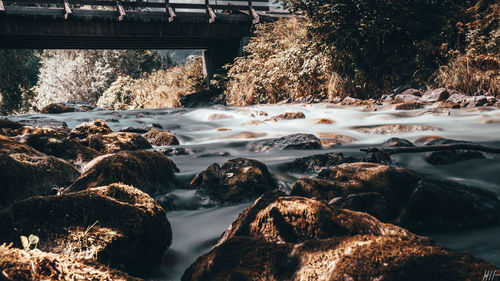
360;143;500;155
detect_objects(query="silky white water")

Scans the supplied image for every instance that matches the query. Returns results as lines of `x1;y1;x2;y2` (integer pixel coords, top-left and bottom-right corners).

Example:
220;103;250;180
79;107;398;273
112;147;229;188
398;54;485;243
6;103;500;280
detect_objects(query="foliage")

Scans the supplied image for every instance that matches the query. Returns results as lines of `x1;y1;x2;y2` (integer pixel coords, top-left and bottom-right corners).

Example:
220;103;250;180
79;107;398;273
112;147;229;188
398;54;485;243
97;56;206;109
34;50;161;109
224;18;341;106
0;50;40;115
282;0;467;96
20;234;39;250
434;1;499;95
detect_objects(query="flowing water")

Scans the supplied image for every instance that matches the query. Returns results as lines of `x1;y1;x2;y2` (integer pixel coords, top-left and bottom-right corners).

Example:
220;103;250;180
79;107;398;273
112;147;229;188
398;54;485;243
6;103;500;280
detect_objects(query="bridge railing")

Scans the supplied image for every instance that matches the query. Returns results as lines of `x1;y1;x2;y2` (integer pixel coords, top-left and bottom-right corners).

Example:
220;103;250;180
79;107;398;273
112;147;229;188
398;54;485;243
0;0;269;23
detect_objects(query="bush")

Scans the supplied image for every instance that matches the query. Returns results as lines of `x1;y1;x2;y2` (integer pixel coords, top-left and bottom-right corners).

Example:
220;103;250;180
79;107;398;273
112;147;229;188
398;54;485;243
97;56;206;109
434;1;499;96
34;50;160;109
224;18;341;106
282;0;467;95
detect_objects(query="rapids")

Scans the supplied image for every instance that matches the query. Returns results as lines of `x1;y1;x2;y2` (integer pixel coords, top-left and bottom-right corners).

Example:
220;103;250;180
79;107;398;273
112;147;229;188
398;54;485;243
5;103;500;280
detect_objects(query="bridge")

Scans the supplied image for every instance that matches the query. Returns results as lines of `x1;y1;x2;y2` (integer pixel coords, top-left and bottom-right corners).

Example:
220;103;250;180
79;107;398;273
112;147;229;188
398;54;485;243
0;0;273;82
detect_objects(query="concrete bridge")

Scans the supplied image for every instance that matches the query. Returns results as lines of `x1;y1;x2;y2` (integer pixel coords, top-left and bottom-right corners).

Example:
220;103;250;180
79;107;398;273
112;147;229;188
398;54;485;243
0;0;272;82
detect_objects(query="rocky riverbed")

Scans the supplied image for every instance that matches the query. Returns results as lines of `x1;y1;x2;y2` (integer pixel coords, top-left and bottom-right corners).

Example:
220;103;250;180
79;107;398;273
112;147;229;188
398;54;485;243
1;91;500;280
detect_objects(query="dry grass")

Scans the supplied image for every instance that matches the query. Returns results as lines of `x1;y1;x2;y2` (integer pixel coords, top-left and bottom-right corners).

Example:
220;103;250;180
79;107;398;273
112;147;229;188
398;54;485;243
224;18;343;106
0;244;142;281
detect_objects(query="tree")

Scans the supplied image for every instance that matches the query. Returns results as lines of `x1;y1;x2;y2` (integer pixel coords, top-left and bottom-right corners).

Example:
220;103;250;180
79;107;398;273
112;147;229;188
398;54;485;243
0;50;40;114
282;0;467;96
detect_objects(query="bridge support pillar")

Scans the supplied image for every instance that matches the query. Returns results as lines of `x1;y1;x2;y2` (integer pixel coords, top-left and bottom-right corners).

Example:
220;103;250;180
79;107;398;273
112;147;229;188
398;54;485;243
202;39;243;90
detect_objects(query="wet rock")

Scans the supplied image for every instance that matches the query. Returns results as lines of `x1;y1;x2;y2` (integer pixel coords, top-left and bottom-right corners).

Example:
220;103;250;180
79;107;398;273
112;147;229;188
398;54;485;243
158;147;194;156
5;126;101;168
381;137;415;147
119;123;163;134
219;193;412;244
248;133;322;152
40;103;77;114
216;128;232;131
199;151;231;157
143;129;179;146
467;95;495;107
421;88;450;102
416;108;451;116
414;136;444;145
69;120;113;144
281;152;357;173
265;112;305;121
16;119;68;129
290;162;500;231
67;150;178;196
0;183;171;275
399;88;421;97
0;118;24;130
340;97;369;106
0;135;79;209
183;235;494;281
329;192;388;221
237;108;268;117
355;124;441;135
314;118;335;124
188;158;277;204
87;132;152;154
431;101;460;109
393;93;421;103
315;132;357;146
394;101;425;110
207;113;233;120
360;103;378;111
447;93;471;104
423;138;485;165
0;244;142;281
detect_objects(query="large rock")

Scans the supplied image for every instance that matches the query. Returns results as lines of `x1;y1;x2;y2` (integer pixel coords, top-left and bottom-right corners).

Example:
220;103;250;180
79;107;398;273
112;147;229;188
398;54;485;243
393;93;421;103
69;119;113;143
6;126;101;168
265;112;305;121
0;135;79;209
0;183;171;275
143;129;179;146
315;132;357;146
421;88;450;102
280;152;357;173
66;150;179;196
40;103;77;114
0;118;24;130
421;137;485;165
188;158;277;204
248;133;322;152
88;132;152;153
183;194;495;281
394;101;425;110
290;162;500;231
355;124;441;135
0;244;142;281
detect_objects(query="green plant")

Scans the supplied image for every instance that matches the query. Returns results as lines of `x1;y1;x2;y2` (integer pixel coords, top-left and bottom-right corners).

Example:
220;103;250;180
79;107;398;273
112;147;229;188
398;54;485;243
83;220;100;236
20;234;39;250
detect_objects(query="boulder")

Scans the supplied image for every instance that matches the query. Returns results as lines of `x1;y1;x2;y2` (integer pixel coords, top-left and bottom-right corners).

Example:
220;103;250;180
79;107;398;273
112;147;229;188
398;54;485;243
143;129;179;146
40;103;77;114
340;97;369;106
355;124;441;135
281;152;357;173
6;126;101;168
69;120;113;144
415;108;451;116
381;137;415;147
290;162;500;231
183;235;494;281
421;88;450;102
0;135;79;209
265;112;305;121
237;108;268;117
399;88;421;96
447;93;471;104
315;132;357;146
183;194;495;281
393;93;421;103
0;244;142;281
394;101;425;110
422;138;485;165
0;118;24;130
218;193;411;244
431;101;460;109
0;183;171;275
119;123;163;134
248;133;322;152
66;150;179;196
207;113;233;120
314;118;335;124
87;132;152;154
188;158;277;204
